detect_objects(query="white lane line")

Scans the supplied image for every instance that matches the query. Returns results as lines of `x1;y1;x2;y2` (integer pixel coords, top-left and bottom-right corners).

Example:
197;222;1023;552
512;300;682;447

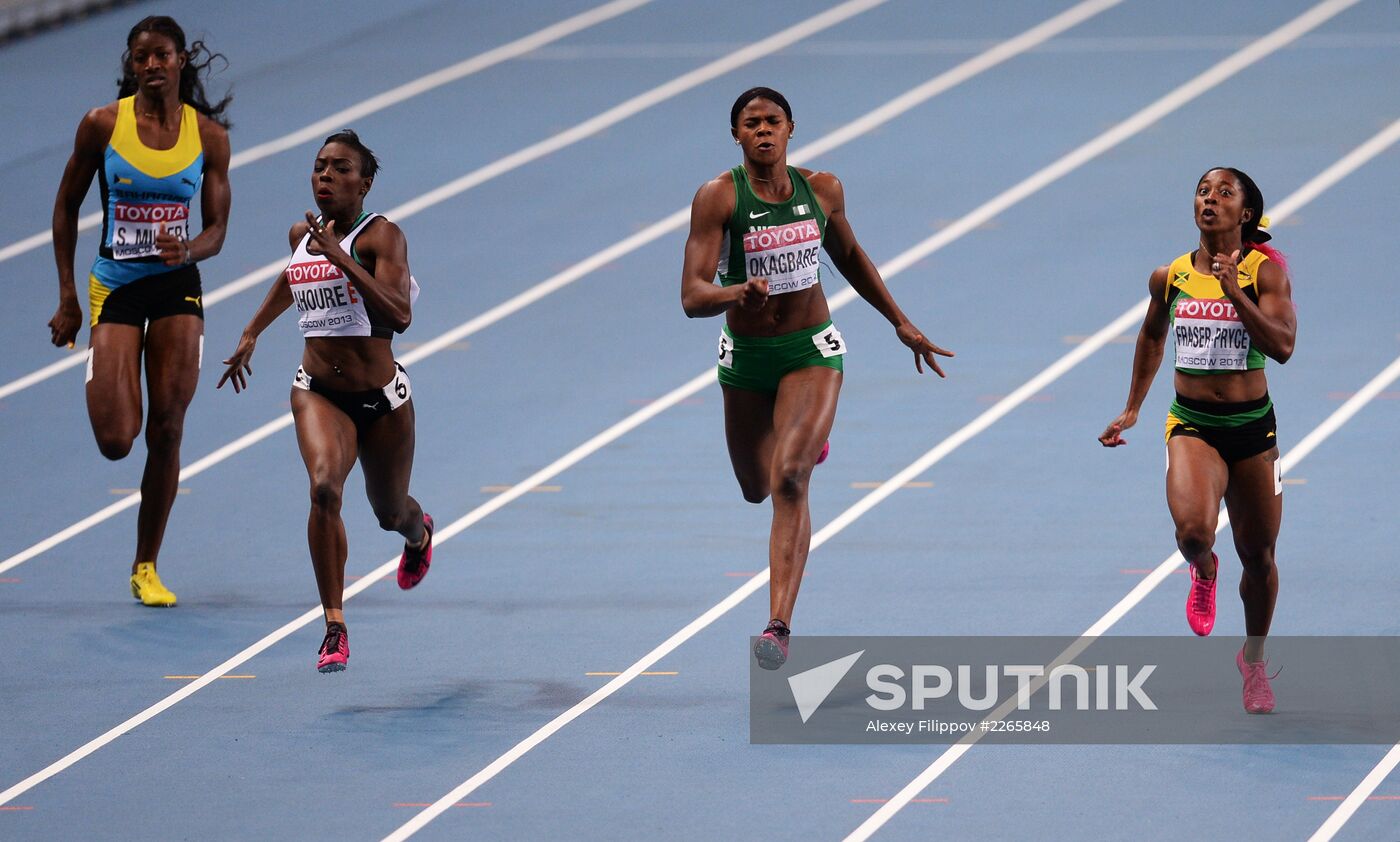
1302;359;1400;842
380;5;1379;833
0;0;1117;573
0;0;1131;804
0;0;655;267
844;353;1400;842
0;0;883;403
520;31;1400;60
1308;744;1400;842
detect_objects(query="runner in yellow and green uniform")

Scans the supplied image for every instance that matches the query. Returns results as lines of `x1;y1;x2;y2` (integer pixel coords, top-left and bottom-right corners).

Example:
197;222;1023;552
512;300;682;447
682;87;953;670
1100;167;1297;713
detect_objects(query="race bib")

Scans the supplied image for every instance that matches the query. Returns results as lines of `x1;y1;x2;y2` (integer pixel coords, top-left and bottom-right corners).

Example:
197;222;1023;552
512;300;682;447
743;219;822;296
717;330;734;369
1173;298;1250;370
811;325;846;358
288;258;370;336
109;201;189;260
383;366;412;411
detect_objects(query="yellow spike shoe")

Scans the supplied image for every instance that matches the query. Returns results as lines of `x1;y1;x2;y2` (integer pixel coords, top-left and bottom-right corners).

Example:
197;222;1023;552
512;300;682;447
130;562;177;607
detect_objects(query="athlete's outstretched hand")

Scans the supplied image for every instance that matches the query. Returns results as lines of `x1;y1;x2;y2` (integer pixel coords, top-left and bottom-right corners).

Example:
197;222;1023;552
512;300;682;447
47;296;82;348
1099;408;1139;447
735;277;769;311
217;334;257;393
303;213;350;266
896;322;953;376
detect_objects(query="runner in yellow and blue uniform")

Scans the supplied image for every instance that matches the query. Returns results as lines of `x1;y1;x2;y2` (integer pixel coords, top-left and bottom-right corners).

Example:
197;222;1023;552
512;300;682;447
682;87;953;670
1100;167;1297;713
49;16;231;606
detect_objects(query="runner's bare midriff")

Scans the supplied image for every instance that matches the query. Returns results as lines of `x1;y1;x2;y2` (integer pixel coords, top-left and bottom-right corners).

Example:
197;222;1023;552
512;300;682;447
303;336;396;391
724;282;831;337
1174;368;1268;404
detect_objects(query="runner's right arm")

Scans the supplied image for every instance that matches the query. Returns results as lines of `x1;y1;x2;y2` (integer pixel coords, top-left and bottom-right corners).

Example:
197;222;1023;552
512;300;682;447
48;108;112;347
217;223;305;392
681;177;766;317
1100;266;1171;446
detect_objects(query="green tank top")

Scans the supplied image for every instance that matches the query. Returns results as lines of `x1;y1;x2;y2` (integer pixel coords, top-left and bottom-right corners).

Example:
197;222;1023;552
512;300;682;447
717;165;827;295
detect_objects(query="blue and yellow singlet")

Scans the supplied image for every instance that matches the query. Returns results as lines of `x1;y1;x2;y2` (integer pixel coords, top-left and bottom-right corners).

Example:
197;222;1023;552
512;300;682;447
90;95;203;317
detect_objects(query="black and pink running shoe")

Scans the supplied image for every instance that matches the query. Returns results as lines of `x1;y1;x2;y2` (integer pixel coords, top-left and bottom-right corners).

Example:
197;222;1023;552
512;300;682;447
397;513;434;590
317;622;349;673
753;619;791;671
1186;554;1218;636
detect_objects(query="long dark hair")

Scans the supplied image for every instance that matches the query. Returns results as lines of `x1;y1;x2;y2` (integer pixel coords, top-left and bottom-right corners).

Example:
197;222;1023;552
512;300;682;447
117;16;232;127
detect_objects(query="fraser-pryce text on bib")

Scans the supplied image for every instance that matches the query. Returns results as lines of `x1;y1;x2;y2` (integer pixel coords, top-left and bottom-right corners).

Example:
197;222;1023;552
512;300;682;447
1173;297;1251;371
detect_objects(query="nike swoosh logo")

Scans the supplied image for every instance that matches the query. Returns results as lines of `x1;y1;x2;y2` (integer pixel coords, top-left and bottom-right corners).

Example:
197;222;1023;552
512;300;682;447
748;210;770;219
363;403;382;410
184;296;201;305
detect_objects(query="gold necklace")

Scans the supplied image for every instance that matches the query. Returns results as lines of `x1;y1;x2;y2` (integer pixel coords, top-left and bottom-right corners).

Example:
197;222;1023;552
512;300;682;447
745;166;786;185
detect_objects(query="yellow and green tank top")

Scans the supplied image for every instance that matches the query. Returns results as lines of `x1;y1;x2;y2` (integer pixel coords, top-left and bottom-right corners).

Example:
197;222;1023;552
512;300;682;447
92;95;204;288
717;166;826;295
1166;249;1270;375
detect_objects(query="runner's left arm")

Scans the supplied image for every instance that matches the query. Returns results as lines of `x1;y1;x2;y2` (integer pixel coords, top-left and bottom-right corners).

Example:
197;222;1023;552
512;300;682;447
812;171;953;375
158;118;230;266
305;214;413;332
1210;250;1296;363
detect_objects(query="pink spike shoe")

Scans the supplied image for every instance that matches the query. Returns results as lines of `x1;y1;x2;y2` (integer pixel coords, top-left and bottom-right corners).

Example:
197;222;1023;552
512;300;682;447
1186;555;1217;636
815;440;830;465
317;622;348;673
397;513;434;590
754;619;791;670
1236;647;1277;714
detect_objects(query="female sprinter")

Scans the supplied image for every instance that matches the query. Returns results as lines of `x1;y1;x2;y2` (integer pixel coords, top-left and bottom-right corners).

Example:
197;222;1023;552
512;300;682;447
218;131;432;673
48;16;231;607
1100;167;1295;713
681;87;953;670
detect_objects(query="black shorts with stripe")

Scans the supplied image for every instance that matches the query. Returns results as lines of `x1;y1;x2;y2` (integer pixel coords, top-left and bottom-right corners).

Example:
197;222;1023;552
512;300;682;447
92;263;203;327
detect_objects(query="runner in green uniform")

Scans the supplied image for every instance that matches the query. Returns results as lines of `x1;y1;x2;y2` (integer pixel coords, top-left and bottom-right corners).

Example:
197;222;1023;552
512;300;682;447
681;87;953;670
1100;167;1296;712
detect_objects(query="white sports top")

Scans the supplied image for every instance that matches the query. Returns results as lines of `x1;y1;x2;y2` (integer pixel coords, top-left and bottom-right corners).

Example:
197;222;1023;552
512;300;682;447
286;212;420;339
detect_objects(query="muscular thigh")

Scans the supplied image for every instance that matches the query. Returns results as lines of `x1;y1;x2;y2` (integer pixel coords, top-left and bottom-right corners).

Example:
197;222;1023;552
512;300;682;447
1166;434;1229;529
87;322;144;427
772;365;841;462
358;399;416;508
1224;446;1282;550
722;384;777;478
291;389;359;485
143;315;203;413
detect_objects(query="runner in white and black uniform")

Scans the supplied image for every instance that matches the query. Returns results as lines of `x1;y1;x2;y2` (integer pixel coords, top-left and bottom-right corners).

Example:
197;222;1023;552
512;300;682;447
219;130;433;673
